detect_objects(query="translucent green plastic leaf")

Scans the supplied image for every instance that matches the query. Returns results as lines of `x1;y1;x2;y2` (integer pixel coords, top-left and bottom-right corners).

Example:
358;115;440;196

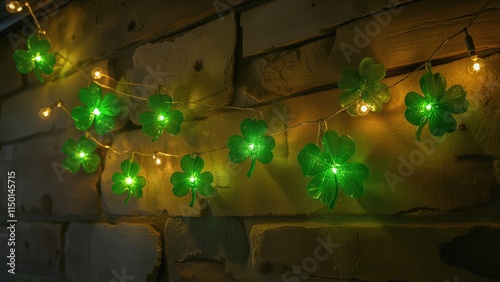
307;172;339;209
170;155;214;207
112;160;146;204
94;115;115;135
321;131;355;165
337;162;368;198
297;143;330;176
149;94;172;113
420;71;446;101
359;57;386;84
404;91;427;126
338;67;361;91
429;108;456;137
13;50;34;73
100;94;120;116
197;171;214;196
139;94;183;141
439;85;468;114
28;36;50;54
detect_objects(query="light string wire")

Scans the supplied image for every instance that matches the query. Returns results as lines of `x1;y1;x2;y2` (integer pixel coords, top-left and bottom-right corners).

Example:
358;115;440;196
25;0;494;162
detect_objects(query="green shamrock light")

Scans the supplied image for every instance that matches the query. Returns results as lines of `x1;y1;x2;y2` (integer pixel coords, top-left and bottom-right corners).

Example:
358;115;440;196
139;94;184;142
13;35;56;82
170;155;214;207
112;159;146;204
297;130;369;209
338;57;391;116
61;136;100;174
405;64;468;141
71;83;120;135
228;118;276;177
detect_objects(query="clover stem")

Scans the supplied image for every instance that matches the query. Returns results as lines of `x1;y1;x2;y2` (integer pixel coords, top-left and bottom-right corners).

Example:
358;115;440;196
189;190;197;207
123;192;131;204
416;118;428;141
247;158;256;177
34;68;44;83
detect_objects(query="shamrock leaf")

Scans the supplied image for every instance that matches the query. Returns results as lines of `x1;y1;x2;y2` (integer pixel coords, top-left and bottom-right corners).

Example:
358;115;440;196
71;83;121;135
297;130;369;209
404;64;468;141
338;57;390;116
139;94;184;142
228;118;275;177
61;137;100;174
13;35;56;82
170;155;214;207
112;159;146;204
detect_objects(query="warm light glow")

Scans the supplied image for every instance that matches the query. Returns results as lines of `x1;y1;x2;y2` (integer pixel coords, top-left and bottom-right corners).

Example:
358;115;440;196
189;176;196;183
78;152;86;158
356;101;369;116
467;55;485;74
34;55;42;62
6;1;23;13
155;157;162;165
125;177;134;185
158;115;165;122
93;108;101;116
91;67;104;80
248;143;255;150
38;107;51;119
425;104;432;110
331;167;338;174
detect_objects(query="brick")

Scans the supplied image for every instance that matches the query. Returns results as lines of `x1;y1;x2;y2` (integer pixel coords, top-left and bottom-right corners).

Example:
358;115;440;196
164;217;248;281
0;37;22;96
236;0;500;104
175;260;238;282
0;128;101;218
249;223;497;281
101;55;499;217
0;61;119;143
0;223;62;277
124;13;236;125
241;0;412;57
65;223;161;282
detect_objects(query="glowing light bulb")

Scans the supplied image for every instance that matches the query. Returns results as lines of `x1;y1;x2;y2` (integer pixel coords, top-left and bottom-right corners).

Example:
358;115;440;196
38;107;51;119
467;55;485;74
125;177;134;185
6;1;23;13
93;108;101;116
78;152;86;158
356;101;369;116
34;55;42;62
425;104;432;110
152;153;162;166
158;115;165;122
189;176;196;183
331;167;338;174
248;143;255;150
91;67;104;80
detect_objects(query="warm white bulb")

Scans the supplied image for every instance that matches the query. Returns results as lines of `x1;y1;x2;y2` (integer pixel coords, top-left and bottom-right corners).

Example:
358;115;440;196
467;55;485;74
155;158;162;166
356;101;369;116
78;152;86;158
93;108;101;116
6;1;23;13
189;176;196;183
38;107;51;119
34;55;42;62
91;67;104;80
248;143;255;150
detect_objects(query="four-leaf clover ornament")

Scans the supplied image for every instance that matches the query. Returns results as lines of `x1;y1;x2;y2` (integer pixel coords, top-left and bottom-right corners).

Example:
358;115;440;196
112;159;146;204
13;35;56;82
71;83;121;135
297;130;369;209
170;155;214;207
61;137;100;174
139;94;184;141
405;64;468;141
228;119;275;177
339;57;390;116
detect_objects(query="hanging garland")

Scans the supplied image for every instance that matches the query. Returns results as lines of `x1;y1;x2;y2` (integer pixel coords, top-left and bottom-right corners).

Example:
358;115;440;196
7;0;489;209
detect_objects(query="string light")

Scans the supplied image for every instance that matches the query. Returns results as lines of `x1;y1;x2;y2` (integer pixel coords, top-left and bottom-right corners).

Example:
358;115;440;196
6;1;23;13
464;29;485;74
356;101;369;116
91;67;104;80
152;153;162;166
38;100;62;119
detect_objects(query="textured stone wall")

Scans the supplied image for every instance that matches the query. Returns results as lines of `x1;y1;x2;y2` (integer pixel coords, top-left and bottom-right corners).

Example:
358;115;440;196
0;0;499;281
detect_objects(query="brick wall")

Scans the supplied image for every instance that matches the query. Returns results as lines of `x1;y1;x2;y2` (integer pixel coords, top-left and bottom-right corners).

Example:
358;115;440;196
0;0;499;281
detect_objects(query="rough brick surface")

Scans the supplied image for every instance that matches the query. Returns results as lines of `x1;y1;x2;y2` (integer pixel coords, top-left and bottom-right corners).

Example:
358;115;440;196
0;223;62;276
65;223;161;282
175;260;239;282
236;0;500;104
0;128;101;218
124;13;236;124
164;216;248;281
0;61;116;143
249;223;497;282
241;0;412;57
